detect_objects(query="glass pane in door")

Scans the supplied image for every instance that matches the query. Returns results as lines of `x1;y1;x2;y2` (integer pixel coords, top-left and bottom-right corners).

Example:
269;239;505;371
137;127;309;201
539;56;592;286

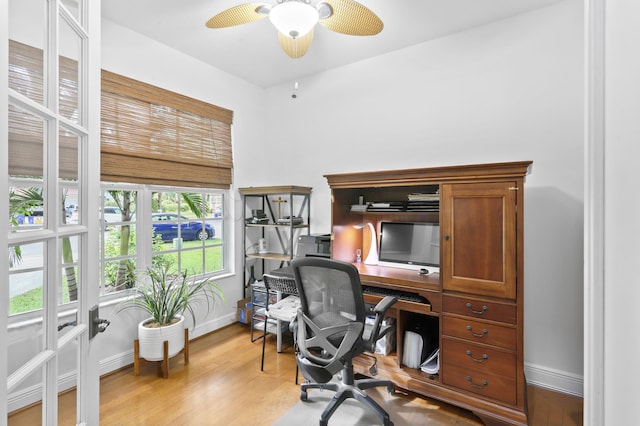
8;0;46;106
6;366;45;424
8;104;46;232
60;235;80;306
59;127;80;226
9;241;45;316
59;12;81;124
60;0;80;23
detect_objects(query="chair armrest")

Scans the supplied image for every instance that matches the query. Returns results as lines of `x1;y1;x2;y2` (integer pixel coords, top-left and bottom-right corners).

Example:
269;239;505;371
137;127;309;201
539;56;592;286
364;296;398;351
373;296;398;315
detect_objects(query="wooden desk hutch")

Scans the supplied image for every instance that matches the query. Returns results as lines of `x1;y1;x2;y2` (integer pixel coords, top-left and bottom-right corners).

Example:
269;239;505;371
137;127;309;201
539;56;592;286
324;161;532;426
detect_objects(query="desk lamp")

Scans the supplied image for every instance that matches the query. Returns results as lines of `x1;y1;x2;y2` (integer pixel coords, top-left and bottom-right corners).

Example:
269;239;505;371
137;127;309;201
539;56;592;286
353;222;378;265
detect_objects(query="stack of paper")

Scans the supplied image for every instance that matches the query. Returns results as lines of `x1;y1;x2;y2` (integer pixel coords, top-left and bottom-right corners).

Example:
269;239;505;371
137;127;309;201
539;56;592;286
420;348;439;374
350;204;369;212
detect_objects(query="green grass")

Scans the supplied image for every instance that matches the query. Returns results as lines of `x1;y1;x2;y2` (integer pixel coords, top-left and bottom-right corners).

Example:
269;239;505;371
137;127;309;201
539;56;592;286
156;239;224;275
10;239;224;315
10;287;43;315
10;280;70;315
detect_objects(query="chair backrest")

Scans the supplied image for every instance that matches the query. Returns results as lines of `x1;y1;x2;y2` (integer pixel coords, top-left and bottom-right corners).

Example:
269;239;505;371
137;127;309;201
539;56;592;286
262;273;298;297
291;257;366;331
290;257;367;381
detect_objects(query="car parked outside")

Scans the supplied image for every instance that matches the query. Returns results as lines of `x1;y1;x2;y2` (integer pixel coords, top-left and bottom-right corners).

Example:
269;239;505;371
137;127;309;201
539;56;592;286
151;213;215;242
103;207;123;223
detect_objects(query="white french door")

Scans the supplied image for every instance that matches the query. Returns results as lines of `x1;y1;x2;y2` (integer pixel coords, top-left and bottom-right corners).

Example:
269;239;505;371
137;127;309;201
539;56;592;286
2;0;101;424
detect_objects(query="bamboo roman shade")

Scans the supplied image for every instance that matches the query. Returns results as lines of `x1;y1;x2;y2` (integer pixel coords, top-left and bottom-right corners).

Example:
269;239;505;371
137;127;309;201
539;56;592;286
101;70;234;189
8;39;234;189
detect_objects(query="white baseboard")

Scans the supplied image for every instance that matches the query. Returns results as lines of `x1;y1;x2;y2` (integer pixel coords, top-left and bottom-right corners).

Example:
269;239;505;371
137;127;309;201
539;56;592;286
98;312;238;376
525;362;584;397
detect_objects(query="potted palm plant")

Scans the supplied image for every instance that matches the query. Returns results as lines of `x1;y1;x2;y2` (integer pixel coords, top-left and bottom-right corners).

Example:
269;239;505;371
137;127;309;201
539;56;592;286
119;258;225;362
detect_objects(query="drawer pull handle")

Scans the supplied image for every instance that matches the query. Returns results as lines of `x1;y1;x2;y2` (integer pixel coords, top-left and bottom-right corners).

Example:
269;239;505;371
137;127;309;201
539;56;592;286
466;376;489;389
466;350;489;363
466;325;488;338
466;303;488;315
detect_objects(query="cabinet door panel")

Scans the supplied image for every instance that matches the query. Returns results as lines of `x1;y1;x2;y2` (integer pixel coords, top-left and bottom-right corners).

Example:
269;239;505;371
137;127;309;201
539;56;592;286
441;182;517;299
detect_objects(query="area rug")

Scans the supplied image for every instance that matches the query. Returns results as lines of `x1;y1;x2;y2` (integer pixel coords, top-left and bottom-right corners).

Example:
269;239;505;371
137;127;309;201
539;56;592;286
273;386;482;425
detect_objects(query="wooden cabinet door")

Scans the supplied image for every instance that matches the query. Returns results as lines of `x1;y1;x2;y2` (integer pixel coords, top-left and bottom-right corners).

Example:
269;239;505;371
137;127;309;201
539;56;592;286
441;182;517;299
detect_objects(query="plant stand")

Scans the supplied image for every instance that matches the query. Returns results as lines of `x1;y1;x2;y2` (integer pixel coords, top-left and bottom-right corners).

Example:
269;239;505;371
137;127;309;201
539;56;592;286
133;328;189;379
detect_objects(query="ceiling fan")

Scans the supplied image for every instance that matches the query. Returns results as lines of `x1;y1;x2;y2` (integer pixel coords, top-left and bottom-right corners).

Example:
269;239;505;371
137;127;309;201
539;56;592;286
205;0;383;59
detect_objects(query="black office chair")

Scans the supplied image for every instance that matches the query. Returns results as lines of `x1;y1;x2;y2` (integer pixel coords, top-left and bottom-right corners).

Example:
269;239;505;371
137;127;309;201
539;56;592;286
291;257;398;426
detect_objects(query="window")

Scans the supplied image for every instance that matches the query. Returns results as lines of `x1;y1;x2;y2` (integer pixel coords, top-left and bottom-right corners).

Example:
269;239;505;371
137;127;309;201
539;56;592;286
99;186;227;297
97;71;233;299
101;187;138;294
150;190;225;276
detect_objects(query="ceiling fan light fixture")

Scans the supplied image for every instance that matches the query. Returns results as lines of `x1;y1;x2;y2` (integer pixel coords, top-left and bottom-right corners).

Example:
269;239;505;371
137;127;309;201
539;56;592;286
316;2;332;20
269;0;319;39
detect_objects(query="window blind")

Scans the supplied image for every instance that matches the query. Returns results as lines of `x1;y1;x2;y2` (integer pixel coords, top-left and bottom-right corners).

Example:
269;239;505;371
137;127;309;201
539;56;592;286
8;40;235;189
101;71;234;189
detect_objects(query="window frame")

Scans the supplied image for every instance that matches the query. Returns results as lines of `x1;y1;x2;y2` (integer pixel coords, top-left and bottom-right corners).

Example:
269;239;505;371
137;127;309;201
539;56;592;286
98;183;231;302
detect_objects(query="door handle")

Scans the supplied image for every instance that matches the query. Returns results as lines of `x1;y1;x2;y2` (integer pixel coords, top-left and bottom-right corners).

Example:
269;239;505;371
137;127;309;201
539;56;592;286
89;305;111;339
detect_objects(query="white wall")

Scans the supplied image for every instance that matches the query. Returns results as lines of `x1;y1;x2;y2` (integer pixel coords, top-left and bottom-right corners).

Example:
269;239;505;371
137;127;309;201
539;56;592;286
237;0;585;394
603;0;640;422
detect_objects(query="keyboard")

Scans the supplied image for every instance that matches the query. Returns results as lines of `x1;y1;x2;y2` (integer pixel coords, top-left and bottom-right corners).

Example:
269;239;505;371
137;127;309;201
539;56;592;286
362;286;430;304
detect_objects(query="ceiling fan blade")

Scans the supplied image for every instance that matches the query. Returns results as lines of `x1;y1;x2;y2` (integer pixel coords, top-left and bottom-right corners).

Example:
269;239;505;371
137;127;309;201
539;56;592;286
318;0;383;36
205;3;270;29
278;30;314;59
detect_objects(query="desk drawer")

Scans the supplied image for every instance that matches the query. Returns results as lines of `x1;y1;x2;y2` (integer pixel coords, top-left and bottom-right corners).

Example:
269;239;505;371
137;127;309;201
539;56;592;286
441;337;516;378
442;316;516;349
443;294;516;324
442;363;517;405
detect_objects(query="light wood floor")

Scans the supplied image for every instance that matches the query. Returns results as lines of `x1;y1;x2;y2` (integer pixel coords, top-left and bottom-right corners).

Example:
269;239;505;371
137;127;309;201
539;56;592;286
9;323;583;425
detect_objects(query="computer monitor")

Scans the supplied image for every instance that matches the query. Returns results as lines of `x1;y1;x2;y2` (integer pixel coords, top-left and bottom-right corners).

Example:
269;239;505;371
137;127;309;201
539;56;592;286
378;221;440;273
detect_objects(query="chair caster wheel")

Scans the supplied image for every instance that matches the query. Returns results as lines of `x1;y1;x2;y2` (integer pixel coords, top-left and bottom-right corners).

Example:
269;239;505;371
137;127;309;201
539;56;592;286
320;420;328;426
387;385;395;395
300;390;308;401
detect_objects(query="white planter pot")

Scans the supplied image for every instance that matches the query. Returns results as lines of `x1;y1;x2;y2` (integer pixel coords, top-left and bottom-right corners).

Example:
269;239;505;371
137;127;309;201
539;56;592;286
137;315;185;361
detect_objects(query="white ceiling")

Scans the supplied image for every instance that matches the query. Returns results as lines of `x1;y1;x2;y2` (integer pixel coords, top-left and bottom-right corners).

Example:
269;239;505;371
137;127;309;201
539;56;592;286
101;0;565;88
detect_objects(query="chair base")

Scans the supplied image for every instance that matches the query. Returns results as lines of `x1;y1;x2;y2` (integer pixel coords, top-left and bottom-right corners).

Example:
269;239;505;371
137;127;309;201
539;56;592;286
300;376;395;426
